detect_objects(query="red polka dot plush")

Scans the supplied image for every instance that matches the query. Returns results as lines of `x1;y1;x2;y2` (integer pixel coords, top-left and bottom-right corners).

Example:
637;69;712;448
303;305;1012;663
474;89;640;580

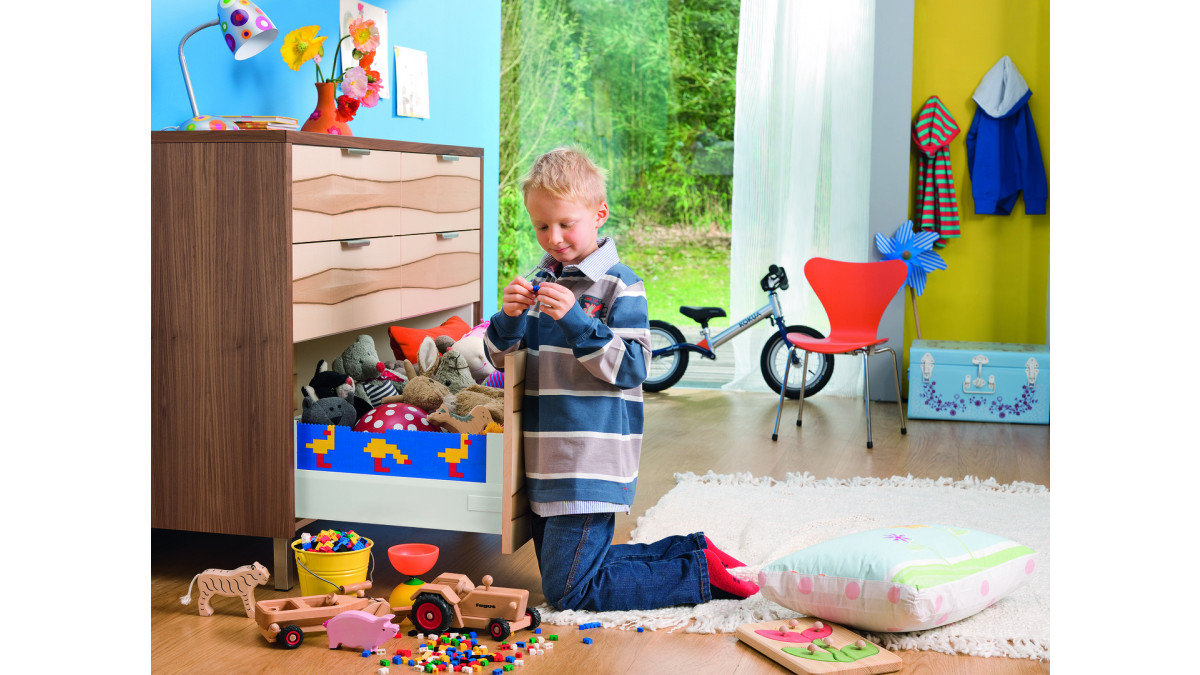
353;402;438;433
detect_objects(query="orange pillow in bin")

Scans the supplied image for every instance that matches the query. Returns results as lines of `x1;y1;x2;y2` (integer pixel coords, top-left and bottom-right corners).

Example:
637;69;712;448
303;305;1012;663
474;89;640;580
389;316;472;363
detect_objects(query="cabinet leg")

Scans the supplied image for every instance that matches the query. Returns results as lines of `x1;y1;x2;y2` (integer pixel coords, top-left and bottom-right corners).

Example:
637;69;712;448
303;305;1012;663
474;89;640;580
272;537;295;591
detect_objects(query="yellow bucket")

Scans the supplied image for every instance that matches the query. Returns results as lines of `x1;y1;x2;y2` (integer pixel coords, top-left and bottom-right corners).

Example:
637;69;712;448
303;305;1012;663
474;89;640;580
291;537;373;596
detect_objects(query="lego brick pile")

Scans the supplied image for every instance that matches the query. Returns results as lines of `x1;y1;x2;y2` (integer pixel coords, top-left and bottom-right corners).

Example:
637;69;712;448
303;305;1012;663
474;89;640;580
368;630;559;673
299;529;370;553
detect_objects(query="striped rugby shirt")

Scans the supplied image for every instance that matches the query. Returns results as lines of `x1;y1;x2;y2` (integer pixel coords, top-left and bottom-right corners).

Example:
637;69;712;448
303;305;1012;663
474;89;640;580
484;238;651;517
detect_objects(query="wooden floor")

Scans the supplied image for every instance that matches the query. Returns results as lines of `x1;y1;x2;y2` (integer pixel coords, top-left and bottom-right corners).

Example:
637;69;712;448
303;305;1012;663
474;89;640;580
151;388;1050;674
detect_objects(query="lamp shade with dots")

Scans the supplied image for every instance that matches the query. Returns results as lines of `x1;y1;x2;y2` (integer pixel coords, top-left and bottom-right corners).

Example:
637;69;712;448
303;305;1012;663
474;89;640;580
217;0;278;60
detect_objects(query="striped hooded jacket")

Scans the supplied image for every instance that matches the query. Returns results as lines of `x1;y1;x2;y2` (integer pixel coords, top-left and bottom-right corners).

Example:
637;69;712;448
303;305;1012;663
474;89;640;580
484;238;651;516
913;95;962;247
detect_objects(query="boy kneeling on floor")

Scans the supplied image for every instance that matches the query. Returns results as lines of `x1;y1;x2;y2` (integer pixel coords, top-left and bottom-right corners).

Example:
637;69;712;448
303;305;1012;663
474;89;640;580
486;147;758;611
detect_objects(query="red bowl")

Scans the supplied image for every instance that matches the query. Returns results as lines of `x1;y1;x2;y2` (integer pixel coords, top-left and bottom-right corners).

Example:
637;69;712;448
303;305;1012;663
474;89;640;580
388;543;439;576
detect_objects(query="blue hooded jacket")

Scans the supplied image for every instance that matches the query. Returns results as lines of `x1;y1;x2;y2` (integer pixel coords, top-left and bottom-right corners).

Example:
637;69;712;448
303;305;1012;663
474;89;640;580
965;56;1048;215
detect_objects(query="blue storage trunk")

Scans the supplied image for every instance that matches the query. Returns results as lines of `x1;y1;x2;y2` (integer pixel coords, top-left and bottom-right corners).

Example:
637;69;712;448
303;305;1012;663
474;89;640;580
907;340;1049;424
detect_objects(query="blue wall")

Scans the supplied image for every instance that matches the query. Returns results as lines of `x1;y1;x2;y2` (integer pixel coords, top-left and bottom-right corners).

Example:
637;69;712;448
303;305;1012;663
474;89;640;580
151;0;501;316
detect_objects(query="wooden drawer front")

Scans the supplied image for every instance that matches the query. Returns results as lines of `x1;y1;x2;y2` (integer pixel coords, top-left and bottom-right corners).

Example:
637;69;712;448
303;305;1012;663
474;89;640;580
292;144;406;243
399;153;482;235
399;231;481;319
293;237;405;341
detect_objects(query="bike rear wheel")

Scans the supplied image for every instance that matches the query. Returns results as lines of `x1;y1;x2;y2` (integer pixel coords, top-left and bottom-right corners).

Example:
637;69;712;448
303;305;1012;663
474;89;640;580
760;325;834;398
644;320;689;392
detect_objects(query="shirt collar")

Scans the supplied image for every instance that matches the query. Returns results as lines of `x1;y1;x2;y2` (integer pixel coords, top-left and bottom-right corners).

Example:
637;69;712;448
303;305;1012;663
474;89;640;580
538;237;620;282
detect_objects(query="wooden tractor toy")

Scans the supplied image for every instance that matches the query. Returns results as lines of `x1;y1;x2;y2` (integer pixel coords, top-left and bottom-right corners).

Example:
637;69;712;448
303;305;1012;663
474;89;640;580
409;573;540;641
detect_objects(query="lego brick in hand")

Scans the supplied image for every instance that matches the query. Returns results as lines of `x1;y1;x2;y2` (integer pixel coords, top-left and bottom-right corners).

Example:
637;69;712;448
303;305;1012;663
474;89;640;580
332;335;404;408
179;561;270;618
301;385;358;427
325;610;401;652
428;403;494;435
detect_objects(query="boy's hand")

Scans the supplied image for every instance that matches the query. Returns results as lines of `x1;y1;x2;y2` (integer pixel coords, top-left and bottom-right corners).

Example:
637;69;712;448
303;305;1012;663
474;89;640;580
502;276;537;317
534;282;575;321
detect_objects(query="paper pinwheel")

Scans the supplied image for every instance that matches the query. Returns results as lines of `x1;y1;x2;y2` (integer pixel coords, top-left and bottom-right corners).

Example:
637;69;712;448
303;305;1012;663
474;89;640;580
875;221;947;296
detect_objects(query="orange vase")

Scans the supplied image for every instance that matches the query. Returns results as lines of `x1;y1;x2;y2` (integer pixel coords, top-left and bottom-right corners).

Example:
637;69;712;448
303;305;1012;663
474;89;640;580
301;82;352;136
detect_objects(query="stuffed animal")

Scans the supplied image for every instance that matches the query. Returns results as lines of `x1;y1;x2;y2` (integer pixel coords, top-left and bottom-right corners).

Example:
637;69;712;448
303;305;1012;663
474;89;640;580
306;360;372;420
332;335;407;408
454;383;504;423
308;360;354;400
383;377;451;414
451;321;497;384
301;386;358;427
428;404;494;435
379;337;475;414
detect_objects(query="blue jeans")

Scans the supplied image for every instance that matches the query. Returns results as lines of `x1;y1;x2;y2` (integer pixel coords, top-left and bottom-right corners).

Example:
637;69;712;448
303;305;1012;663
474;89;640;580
531;512;712;611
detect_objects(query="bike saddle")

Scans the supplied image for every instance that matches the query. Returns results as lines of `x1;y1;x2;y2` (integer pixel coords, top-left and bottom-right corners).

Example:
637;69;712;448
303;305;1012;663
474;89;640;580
679;306;727;328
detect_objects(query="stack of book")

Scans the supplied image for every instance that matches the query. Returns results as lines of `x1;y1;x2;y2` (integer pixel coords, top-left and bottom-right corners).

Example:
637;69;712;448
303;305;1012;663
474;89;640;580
221;115;299;131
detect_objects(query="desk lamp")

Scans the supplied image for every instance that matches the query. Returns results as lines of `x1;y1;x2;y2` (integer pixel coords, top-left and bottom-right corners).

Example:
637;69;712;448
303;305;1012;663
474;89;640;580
175;0;278;130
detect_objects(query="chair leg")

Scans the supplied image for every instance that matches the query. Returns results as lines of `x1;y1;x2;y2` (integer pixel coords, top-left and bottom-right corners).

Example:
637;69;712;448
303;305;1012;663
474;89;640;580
862;351;873;449
772;347;793;441
880;346;908;435
795;350;811;428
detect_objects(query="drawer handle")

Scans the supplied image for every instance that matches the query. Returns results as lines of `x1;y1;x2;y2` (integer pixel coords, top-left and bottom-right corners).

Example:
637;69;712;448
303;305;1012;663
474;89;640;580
436;232;460;240
341;239;371;247
438;154;461;162
344;148;371;156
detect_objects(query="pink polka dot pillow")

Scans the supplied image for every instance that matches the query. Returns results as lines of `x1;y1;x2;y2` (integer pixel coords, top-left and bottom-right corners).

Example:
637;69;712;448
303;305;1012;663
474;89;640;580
757;525;1037;632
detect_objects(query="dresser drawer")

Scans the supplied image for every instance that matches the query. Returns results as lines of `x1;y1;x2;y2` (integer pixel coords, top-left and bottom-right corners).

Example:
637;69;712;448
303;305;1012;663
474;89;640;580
292;236;405;342
291;144;406;243
398;230;481;319
399;153;482;236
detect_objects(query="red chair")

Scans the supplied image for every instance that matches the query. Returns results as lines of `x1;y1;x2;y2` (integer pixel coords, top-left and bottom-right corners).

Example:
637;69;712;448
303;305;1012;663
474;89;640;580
771;257;908;448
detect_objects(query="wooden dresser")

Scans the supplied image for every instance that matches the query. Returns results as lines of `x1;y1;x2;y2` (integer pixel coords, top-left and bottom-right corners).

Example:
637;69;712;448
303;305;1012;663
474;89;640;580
151;132;485;576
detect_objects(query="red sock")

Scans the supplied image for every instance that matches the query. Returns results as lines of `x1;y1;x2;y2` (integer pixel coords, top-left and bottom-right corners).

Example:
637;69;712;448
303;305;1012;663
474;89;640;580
704;549;759;600
704;536;747;568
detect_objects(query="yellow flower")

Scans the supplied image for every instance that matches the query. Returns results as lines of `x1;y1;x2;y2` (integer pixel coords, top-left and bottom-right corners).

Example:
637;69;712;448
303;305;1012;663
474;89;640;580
280;25;326;71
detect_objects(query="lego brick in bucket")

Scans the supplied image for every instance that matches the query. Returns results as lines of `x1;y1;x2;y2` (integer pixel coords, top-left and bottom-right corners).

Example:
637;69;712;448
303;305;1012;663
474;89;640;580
291;532;374;597
297;423;487;482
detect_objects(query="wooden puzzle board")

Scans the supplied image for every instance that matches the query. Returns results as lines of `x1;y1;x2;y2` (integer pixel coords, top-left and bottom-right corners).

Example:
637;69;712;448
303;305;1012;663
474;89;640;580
736;619;902;675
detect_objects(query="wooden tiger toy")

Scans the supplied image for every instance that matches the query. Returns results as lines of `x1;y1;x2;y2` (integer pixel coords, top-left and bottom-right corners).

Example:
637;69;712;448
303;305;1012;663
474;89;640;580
179;561;270;618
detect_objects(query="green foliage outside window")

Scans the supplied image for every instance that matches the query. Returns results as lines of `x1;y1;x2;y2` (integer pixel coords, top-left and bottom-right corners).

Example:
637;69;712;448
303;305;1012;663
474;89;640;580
499;0;739;323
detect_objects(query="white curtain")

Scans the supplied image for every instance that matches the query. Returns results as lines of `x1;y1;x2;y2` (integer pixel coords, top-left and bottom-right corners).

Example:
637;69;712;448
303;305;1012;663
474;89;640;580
724;0;876;397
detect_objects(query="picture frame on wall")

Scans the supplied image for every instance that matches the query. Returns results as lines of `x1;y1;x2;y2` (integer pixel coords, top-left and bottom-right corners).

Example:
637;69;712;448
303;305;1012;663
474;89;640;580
394;46;430;119
340;0;390;100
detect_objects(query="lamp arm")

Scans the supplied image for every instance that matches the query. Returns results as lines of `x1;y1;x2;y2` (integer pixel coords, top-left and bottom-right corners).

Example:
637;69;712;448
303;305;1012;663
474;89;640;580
178;19;220;118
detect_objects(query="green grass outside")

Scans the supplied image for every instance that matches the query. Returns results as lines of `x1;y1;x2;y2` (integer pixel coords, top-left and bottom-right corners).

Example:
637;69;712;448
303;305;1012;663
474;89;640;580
611;226;731;328
496;225;731;329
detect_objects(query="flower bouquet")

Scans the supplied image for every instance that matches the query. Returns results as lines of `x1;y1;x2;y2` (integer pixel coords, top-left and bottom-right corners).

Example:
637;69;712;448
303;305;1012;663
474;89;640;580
280;16;383;135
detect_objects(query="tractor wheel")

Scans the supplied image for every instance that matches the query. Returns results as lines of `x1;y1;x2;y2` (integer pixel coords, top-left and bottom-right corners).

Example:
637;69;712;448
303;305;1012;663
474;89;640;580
525;607;541;631
488;617;512;641
278;624;304;649
411;593;454;634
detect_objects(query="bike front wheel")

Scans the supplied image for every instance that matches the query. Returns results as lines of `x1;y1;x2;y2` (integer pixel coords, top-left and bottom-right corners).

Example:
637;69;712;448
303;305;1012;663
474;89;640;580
760;325;834;398
644;320;689;392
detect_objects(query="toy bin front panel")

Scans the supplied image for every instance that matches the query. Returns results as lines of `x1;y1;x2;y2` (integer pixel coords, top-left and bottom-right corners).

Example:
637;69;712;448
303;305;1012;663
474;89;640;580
906;340;1049;424
294;423;506;534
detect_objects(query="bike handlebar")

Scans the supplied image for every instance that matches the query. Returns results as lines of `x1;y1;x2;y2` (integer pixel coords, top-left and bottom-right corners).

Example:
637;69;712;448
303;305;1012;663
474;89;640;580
761;265;789;292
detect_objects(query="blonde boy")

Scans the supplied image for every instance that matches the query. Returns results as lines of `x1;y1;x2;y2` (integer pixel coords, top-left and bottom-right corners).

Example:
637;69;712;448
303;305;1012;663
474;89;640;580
485;147;758;611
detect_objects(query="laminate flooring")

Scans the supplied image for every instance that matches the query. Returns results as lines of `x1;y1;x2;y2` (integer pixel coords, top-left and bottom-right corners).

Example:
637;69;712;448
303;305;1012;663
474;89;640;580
150;388;1050;674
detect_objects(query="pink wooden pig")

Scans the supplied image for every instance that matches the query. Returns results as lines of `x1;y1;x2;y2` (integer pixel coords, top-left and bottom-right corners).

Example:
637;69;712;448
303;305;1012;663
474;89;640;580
324;610;400;651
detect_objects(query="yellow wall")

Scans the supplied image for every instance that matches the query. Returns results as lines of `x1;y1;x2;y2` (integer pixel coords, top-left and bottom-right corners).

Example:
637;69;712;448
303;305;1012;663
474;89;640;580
905;0;1050;374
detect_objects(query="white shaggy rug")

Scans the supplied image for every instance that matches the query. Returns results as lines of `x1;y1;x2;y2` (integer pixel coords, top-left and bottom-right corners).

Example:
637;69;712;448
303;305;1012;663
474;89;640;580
538;472;1050;660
